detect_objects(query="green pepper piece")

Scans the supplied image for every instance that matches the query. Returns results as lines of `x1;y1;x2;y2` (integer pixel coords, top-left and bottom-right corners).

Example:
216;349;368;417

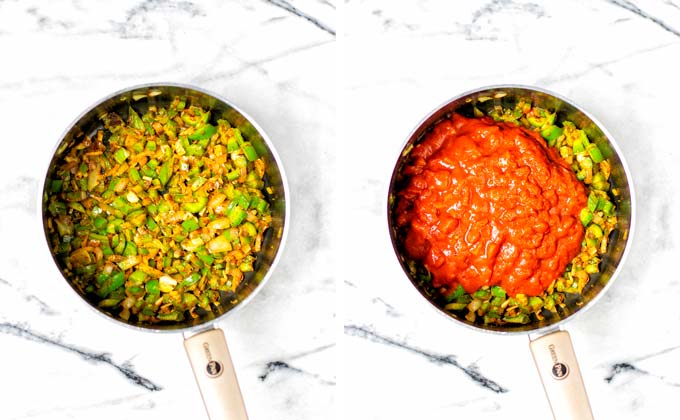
189;176;207;191
541;126;563;146
65;191;87;202
490;286;506;299
527;108;555;128
601;200;615;216
444;302;468;311
111;196;130;215
127;210;147;227
183;293;199;307
48;201;67;216
181;273;201;288
227;137;239;153
100;271;125;297
129;106;144;130
473;288;490;300
129;270;148;286
587;144;604;163
255;199;269;214
238;194;251;210
107;219;124;234
582;263;597;274
113;147;129;164
233;155;248;168
197;253;215;266
88;232;109;243
227;205;247;227
503;313;530;324
181;107;209;126
572;138;586;154
158;311;181;321
241;222;257;237
159;159;173;187
123;241;138;256
118;255;140;271
245;171;263;189
182;196;208;213
146;217;158;231
129;167;142;184
233;128;244;145
67;202;86;213
146;279;160;294
591;173;609;191
242;142;258;161
188;124;217;141
50;179;63;193
587;224;604;238
580;208;593;226
128;286;145;297
528;296;543;311
239;260;253;272
96;272;110;285
587;192;598;212
182;217;200;232
113;235;125;254
185;144;205;156
227;169;240;181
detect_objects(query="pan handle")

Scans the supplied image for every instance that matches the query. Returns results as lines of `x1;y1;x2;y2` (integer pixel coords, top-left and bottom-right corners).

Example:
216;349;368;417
184;328;249;420
529;330;594;420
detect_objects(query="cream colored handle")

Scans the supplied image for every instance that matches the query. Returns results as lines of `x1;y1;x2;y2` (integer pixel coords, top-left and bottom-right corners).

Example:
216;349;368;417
184;328;249;420
529;330;594;420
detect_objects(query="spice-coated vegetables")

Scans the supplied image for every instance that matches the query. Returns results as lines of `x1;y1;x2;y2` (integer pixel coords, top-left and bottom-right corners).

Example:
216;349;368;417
44;97;272;323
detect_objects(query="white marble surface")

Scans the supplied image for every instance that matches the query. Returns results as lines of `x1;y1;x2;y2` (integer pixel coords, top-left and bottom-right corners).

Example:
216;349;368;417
0;1;335;419
342;1;680;419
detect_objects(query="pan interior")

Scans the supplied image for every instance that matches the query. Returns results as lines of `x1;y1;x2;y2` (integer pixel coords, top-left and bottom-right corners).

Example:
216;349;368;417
42;84;287;331
388;86;633;333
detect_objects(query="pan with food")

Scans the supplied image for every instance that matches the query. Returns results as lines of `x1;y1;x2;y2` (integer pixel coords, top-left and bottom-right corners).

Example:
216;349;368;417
42;83;289;420
388;85;634;420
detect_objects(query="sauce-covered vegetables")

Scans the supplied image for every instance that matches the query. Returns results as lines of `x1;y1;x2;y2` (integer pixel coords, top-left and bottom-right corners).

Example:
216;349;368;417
44;97;272;323
393;100;618;325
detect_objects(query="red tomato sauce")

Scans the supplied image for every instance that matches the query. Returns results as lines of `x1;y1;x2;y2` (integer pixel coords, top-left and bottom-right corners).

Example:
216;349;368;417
396;114;587;296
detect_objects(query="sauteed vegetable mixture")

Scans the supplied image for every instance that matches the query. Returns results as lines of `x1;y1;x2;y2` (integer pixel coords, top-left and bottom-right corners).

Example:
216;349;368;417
394;100;618;325
44;97;272;323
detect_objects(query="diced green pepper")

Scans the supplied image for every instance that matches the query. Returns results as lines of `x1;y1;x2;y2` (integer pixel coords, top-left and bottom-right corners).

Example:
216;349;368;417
541;125;563;146
113;147;129;164
181;273;201;288
587;144;604;163
242;142;258;161
227;205;247;227
182;217;200;232
129;270;148;285
188;124;217;141
580;208;593;226
159;159;173;187
182;196;208;213
129;106;145;130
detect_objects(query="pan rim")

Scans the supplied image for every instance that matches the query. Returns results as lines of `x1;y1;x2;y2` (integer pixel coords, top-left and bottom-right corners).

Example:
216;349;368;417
39;82;291;335
387;83;636;336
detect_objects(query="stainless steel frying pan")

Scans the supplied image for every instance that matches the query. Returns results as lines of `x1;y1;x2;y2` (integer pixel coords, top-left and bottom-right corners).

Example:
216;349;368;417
388;85;635;420
41;83;289;420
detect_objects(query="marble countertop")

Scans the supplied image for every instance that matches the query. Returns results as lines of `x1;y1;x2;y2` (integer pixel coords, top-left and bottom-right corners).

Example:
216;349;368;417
3;0;680;419
342;0;680;419
0;1;335;419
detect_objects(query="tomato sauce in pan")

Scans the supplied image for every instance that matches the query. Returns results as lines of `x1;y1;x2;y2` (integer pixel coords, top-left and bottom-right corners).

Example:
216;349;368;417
396;114;587;296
